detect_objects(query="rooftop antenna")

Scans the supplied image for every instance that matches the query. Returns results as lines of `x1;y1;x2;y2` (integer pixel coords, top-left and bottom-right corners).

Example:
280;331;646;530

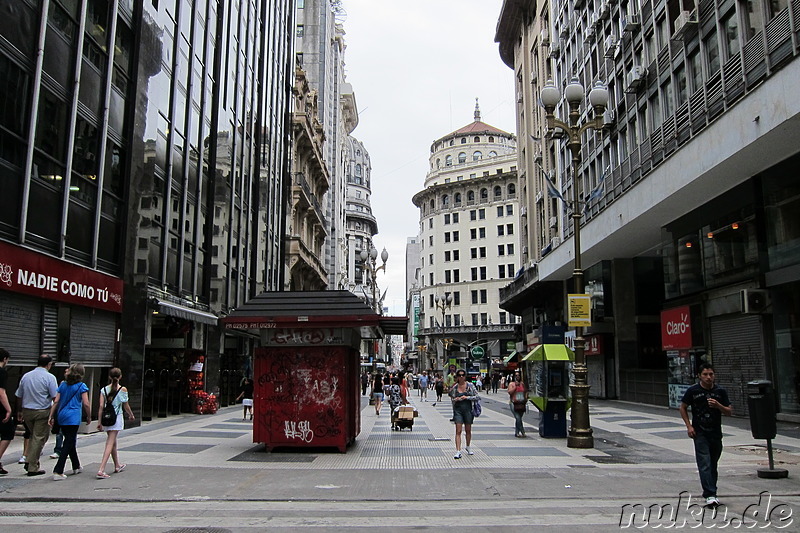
474;98;481;121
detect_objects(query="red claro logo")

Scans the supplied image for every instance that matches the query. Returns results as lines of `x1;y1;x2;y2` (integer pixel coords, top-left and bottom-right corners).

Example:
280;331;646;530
666;313;689;335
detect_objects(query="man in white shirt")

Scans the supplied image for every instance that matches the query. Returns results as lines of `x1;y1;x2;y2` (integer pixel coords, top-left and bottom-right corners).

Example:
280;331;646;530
15;355;58;476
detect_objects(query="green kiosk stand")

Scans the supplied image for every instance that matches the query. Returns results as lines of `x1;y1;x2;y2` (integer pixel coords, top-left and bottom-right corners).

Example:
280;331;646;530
521;344;574;438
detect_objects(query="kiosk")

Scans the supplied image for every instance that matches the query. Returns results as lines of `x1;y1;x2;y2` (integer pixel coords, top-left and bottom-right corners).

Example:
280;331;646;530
521;344;574;438
220;291;407;452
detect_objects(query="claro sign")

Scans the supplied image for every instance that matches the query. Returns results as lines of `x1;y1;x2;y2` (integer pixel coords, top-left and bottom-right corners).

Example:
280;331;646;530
661;306;692;350
0;241;123;313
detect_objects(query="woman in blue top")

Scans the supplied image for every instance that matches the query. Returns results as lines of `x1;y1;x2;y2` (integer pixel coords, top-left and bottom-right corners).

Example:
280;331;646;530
48;364;90;480
96;367;135;479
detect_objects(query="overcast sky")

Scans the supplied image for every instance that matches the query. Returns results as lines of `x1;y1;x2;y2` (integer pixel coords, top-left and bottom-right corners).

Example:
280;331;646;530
341;0;517;316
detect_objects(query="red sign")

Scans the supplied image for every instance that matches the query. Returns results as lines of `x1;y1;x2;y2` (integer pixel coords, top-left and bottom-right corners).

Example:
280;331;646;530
584;334;604;356
0;241;123;313
661;306;692;350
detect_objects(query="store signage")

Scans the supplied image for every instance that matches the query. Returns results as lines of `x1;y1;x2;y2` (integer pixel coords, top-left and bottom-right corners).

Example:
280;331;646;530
568;294;592;327
0;241;123;313
661;306;692;350
584;335;603;356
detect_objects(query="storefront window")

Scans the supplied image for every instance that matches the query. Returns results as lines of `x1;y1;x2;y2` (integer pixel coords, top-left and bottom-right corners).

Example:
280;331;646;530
774;283;800;414
763;156;800;270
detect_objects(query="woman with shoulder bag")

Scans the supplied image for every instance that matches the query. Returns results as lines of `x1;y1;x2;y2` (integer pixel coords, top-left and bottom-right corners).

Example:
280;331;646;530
449;370;479;459
48;364;90;480
507;371;527;438
96;368;135;479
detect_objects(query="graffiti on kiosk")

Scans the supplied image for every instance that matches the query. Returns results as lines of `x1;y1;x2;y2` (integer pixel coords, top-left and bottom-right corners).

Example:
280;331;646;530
284;420;314;442
268;329;344;345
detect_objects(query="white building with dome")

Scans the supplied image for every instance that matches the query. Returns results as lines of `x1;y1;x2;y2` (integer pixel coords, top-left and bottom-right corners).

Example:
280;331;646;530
411;103;521;372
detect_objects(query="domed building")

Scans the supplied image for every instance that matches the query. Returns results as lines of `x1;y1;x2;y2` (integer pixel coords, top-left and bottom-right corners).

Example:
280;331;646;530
412;102;521;372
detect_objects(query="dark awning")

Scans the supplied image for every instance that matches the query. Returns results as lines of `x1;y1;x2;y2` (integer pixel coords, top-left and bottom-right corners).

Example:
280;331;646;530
157;300;218;326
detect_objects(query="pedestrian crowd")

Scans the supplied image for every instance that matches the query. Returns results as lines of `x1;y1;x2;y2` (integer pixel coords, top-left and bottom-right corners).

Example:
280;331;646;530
0;349;134;481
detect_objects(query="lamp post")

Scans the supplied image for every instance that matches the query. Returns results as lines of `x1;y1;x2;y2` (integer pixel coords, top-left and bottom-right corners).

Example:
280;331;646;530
434;293;452;371
360;245;388;314
539;77;609;449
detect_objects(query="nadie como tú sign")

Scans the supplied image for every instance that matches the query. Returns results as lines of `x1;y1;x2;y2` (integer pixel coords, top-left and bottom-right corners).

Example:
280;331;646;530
0;241;123;313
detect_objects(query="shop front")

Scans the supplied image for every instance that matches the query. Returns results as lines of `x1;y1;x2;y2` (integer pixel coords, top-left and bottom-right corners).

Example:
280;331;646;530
0;241;123;423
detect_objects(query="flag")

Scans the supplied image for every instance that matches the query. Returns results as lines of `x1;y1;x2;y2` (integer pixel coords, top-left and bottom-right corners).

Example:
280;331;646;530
545;175;565;202
587;166;609;202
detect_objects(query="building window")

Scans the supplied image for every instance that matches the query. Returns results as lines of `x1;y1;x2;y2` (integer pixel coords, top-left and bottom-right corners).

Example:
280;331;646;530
471;248;477;259
444;232;451;243
498;225;505;236
507;243;514;255
470;210;477;221
705;30;720;75
467;190;475;203
452;231;459;242
453;270;460;282
479;247;486;258
458;152;466;163
480;289;487;304
429;236;433;246
429;254;434;264
480;313;488;325
474;136;480;142
494;185;502;198
479;266;486;280
429;218;433;229
499;312;507;324
471;313;479;326
445;155;453;166
453;250;460;261
479;227;485;238
497;206;504;217
473;151;482;161
508;183;516;196
508;263;515;276
499;265;506;278
445;270;452;283
471;267;478;280
445;251;451;262
471;290;478;304
479;209;485;219
429;273;434;284
506;204;514;215
461;137;467;144
507;223;514;235
444;214;450;224
429;294;434;307
498;245;505;256
480;188;488;201
488;136;494;142
454;192;462;204
489;150;497;157
470;228;477;240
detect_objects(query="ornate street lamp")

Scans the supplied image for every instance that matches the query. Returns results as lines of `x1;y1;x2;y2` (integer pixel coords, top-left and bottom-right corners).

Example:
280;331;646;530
360;245;388;314
539;76;609;449
434;293;453;370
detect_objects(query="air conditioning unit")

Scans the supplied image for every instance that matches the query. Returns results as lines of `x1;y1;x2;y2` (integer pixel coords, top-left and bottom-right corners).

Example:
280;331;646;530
599;1;611;20
551;236;561;247
622;14;641;32
603;109;615;128
549;216;558;228
672;10;698;40
741;289;770;314
520;206;527;216
549;42;561;58
626;65;647;89
604;35;617;58
540;28;550;45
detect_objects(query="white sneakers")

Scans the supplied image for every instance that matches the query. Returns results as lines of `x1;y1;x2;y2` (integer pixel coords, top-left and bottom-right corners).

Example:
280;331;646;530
453;451;462;459
17;455;26;464
465;446;474;455
706;496;721;506
52;473;67;481
454;447;475;459
49;453;59;459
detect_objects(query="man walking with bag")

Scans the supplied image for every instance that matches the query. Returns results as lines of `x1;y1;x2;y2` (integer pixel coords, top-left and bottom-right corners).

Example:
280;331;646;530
15;355;58;476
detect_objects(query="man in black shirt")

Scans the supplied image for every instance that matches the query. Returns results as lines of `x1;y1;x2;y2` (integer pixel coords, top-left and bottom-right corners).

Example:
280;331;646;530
679;363;732;507
0;348;14;475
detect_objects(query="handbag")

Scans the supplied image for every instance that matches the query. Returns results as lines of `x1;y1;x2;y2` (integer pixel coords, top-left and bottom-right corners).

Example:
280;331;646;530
512;388;527;413
471;396;482;417
101;387;121;426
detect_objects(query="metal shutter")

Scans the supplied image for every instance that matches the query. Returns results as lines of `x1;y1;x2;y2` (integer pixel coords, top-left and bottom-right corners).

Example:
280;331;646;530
42;304;58;357
0;293;42;365
710;315;765;417
70;307;117;366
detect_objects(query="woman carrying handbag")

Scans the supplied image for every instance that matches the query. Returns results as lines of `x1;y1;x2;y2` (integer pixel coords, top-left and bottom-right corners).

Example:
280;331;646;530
96;368;135;479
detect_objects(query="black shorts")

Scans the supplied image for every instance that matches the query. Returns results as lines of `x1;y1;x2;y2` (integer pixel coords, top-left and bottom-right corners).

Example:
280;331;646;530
0;415;15;441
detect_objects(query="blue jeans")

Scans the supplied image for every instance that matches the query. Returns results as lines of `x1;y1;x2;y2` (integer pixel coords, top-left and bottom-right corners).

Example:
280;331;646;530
693;432;723;498
509;404;525;435
54;430;64;456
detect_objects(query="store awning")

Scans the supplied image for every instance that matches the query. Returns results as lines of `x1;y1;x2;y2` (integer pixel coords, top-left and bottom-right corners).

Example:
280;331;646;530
502;351;517;364
157;300;218;326
522;344;574;362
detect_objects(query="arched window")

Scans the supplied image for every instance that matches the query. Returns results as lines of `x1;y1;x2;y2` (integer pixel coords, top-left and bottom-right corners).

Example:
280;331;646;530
436;158;441;168
442;194;449;207
507;183;516;196
454;192;462;204
473;151;483;161
355;164;362;176
430;199;435;210
461;137;467;144
474;136;480;142
488;136;494;142
493;185;502;199
489;151;497;157
458;152;466;164
445;155;453;166
480;188;488;201
467;190;475;202
449;139;454;146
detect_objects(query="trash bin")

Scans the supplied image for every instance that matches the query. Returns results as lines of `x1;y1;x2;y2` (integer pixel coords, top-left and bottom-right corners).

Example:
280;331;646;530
747;380;776;440
539;398;568;438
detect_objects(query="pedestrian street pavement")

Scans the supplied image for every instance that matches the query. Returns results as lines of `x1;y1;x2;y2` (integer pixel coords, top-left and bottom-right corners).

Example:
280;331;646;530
2;392;800;531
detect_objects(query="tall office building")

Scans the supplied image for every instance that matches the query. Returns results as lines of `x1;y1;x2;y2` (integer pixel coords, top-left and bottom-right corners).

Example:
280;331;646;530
412;104;520;373
0;0;296;419
497;0;800;416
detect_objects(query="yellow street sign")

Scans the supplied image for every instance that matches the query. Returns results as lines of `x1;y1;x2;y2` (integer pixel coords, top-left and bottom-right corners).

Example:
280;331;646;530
568;293;592;327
